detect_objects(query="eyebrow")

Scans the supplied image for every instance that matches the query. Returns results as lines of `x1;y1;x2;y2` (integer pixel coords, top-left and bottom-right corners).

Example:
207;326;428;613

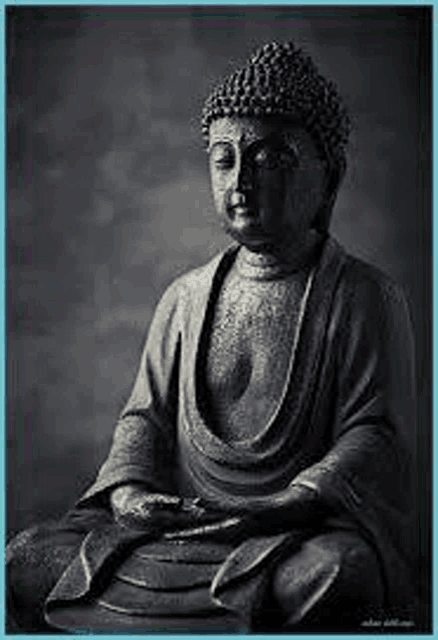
208;132;287;154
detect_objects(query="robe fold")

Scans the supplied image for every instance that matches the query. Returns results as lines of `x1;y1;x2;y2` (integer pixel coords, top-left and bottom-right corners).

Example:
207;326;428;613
44;236;416;631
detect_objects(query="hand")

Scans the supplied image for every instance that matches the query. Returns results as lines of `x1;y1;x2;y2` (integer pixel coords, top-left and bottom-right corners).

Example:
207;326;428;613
110;484;223;531
111;484;180;529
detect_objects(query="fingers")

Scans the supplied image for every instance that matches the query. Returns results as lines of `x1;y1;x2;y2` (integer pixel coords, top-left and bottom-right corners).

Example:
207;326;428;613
111;486;181;514
164;516;245;540
123;493;182;524
139;494;183;511
110;486;228;533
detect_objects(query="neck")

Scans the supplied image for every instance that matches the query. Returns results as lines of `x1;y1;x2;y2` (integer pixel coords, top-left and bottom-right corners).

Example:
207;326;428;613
236;232;324;281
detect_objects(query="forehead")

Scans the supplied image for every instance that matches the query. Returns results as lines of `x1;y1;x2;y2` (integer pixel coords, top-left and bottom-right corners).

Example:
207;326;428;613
208;116;311;149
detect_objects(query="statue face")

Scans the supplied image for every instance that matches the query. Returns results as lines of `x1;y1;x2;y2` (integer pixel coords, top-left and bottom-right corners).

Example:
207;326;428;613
208;117;328;252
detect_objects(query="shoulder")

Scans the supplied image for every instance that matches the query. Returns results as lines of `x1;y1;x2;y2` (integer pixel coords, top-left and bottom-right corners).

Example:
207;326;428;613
336;245;409;315
330;243;412;339
153;245;238;320
162;245;238;301
344;252;401;294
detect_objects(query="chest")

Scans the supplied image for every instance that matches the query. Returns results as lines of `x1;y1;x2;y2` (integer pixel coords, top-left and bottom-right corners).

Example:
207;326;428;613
204;275;306;441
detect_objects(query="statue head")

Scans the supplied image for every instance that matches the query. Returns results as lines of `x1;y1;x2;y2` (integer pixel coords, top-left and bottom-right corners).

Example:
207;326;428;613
202;42;350;252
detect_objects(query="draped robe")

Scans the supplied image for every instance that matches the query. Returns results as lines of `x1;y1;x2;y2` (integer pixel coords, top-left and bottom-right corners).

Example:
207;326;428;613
10;236;417;632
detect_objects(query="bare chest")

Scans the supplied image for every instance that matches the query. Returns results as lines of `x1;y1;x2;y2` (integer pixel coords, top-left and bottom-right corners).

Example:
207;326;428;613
204;275;306;442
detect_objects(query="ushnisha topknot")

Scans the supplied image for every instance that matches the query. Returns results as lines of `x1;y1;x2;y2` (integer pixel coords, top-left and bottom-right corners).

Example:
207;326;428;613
201;41;350;167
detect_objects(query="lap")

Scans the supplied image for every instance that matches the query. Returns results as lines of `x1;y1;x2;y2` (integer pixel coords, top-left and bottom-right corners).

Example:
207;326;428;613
7;507;112;632
7;516;383;633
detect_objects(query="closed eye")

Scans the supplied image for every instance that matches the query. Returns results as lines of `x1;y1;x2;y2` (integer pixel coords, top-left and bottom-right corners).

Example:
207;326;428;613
209;143;235;170
252;145;298;170
253;148;277;169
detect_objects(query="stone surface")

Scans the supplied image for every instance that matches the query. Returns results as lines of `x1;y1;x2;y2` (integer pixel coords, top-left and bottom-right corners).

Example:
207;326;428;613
134;540;233;564
116;554;219;589
98;578;223;616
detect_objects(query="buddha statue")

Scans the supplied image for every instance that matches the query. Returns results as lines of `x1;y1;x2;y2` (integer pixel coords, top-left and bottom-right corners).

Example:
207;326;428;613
7;41;417;633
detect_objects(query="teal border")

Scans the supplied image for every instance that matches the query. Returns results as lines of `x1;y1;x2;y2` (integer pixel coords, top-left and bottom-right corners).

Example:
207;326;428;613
1;1;434;5
1;1;4;638
2;2;435;640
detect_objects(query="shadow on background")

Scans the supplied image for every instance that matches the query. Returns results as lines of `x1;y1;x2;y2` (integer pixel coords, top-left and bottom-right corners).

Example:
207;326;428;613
7;6;432;629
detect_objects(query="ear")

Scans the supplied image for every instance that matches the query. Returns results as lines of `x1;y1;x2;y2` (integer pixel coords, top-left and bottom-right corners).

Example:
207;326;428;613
313;158;346;233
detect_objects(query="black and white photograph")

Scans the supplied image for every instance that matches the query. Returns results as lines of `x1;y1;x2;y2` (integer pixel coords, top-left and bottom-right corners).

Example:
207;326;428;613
6;6;432;633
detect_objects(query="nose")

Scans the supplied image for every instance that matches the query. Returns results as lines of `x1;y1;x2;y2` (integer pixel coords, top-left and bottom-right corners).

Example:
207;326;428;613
235;156;253;193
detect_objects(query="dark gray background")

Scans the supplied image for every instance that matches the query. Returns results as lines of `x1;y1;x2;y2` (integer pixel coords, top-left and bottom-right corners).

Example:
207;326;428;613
7;5;431;610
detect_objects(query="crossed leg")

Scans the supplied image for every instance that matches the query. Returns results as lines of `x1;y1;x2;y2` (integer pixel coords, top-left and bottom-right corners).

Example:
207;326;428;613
6;507;112;632
272;530;384;631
